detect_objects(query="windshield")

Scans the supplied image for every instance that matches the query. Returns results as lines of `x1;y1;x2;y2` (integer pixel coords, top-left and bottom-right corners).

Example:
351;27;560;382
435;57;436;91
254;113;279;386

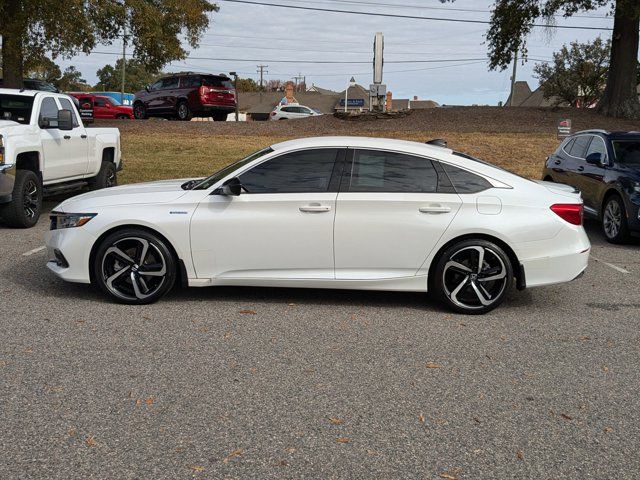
612;140;640;165
193;147;274;190
0;94;34;124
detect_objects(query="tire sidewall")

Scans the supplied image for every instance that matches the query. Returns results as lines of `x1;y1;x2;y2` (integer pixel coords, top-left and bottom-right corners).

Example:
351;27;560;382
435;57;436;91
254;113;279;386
432;238;513;315
1;170;42;228
90;161;117;190
602;195;629;244
93;228;177;305
177;102;191;121
133;103;146;119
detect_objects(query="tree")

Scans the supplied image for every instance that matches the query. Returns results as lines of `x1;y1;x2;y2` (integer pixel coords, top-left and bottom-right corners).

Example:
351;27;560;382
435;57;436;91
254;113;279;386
95;58;160;92
235;77;259;92
0;0;218;88
25;56;61;84
56;66;88;91
534;37;610;107
443;0;640;118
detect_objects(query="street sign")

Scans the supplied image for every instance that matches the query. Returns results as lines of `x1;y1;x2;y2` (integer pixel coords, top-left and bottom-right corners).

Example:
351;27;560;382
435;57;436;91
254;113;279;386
557;118;572;139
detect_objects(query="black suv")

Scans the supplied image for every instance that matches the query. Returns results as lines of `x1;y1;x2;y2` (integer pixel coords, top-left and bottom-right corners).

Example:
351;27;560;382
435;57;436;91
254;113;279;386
133;72;236;121
543;130;640;243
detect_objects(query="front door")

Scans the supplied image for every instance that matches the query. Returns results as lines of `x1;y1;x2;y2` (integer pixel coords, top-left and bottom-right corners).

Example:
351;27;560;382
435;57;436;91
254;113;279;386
334;149;462;279
40;97;88;182
579;135;608;211
190;148;344;280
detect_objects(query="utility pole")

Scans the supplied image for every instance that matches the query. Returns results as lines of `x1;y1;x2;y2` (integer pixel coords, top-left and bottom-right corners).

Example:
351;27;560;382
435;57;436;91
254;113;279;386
509;45;518;107
121;24;127;104
294;73;304;92
257;65;268;91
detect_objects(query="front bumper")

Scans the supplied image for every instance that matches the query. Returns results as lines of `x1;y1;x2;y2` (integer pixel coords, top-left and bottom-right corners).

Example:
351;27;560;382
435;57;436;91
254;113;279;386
0;163;16;204
45;226;96;284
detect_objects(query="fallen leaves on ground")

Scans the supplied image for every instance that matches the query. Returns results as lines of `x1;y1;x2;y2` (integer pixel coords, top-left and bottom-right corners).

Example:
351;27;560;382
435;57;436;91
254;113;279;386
517;450;524;460
223;449;244;463
86;436;98;447
329;417;344;425
426;362;442;369
419;414;426;423
188;466;205;473
560;413;573;421
336;437;350;443
438;468;462;480
604;427;614;433
145;396;155;406
239;309;257;315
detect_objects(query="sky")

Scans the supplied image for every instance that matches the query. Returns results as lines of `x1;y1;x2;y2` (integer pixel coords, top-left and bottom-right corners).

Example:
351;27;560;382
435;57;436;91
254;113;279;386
58;0;615;106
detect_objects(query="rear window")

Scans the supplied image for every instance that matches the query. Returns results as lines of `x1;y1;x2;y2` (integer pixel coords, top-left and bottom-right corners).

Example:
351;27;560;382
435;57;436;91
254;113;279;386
0;94;34;124
202;76;234;89
612;140;640;165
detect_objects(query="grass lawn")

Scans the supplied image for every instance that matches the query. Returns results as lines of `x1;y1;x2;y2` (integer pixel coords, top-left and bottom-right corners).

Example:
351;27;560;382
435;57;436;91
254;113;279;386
118;130;557;185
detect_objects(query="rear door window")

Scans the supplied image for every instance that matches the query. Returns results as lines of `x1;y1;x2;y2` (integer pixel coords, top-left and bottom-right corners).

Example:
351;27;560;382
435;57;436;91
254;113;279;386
585;136;607;160
161;77;179;89
347;150;438;193
568;135;591;158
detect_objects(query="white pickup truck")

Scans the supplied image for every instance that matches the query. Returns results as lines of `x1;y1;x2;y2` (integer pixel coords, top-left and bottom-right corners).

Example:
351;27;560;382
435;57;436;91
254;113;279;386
0;89;122;228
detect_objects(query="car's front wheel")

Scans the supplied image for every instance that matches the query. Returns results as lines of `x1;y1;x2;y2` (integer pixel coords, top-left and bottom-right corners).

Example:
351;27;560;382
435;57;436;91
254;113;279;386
0;169;42;228
432;239;513;314
602;194;630;244
93;229;177;304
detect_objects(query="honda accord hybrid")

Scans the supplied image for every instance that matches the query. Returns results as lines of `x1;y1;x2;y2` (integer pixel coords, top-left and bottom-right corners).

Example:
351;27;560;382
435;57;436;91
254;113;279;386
45;137;590;314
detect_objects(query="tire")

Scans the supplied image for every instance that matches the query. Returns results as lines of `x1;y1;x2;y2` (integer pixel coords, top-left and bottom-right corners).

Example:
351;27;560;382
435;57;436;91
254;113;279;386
0;169;42;228
177;101;192;121
116;114;129;120
133;102;147;119
93;228;177;305
431;239;513;315
89;161;117;191
212;112;228;122
602;194;630;244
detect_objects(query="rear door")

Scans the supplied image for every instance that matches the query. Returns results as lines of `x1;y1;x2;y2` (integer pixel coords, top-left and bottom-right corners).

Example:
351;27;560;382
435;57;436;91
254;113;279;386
92;97;110;119
160;76;180;112
333;149;462;280
562;134;590;190
579;135;608;212
145;79;164;113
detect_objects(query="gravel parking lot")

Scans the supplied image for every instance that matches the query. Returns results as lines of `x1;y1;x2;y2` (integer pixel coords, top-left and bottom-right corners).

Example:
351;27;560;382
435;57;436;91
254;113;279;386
1;201;639;479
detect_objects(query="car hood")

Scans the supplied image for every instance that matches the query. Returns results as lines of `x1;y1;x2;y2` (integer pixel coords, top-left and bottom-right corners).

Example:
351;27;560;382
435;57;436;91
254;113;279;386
55;179;193;211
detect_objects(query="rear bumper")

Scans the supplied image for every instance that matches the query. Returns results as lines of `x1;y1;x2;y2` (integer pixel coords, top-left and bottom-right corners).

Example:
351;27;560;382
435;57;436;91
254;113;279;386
0;164;16;204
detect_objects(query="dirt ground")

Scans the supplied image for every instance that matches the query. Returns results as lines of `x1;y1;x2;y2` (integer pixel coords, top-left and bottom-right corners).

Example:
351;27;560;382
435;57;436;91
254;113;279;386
93;107;640;184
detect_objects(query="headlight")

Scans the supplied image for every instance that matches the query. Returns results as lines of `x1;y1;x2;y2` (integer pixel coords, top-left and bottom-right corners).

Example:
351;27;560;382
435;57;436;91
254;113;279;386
49;212;97;230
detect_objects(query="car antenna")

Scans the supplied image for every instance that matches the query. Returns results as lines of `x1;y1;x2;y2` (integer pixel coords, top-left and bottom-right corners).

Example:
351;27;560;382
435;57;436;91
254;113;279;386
426;139;447;147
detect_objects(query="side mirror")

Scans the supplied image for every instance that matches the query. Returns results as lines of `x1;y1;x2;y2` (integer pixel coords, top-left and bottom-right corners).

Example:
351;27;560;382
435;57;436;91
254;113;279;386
57;109;73;131
215;177;242;196
585;152;604;166
145;85;151;92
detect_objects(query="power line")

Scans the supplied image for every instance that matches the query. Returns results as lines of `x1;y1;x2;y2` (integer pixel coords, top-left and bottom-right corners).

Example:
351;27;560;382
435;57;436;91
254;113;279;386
219;0;614;31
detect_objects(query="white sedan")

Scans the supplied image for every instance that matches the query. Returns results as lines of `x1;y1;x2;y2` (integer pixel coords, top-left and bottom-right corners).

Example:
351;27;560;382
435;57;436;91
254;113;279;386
45;137;590;314
270;104;322;120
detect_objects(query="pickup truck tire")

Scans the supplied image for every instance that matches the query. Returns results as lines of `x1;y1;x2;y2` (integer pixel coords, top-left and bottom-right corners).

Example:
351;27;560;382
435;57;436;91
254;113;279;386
93;228;177;304
133;102;147;120
176;101;192;121
0;169;42;228
89;161;117;191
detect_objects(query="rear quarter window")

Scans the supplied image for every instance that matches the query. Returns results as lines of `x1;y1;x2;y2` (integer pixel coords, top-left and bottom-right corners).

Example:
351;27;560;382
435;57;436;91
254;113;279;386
568;135;591;158
441;163;493;194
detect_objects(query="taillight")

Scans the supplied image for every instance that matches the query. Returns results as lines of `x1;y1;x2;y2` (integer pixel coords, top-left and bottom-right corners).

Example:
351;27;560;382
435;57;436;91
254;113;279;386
550;203;583;225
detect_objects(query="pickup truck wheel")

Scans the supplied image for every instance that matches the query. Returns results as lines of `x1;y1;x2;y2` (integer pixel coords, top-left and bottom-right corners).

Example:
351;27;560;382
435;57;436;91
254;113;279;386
93;228;177;304
133;102;147;119
176;101;192;121
89;161;117;191
0;169;42;228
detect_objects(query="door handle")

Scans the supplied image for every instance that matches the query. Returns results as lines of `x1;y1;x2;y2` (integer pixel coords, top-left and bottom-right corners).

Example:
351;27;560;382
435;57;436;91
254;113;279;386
554;159;561;165
577;166;584;172
299;204;331;213
63;135;71;140
419;205;452;214
81;134;87;139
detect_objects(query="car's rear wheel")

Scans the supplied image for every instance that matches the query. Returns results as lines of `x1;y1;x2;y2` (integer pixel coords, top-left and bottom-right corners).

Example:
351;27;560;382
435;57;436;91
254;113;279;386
133;102;147;119
602;194;630;244
93;229;177;304
212;112;228;121
89;161;117;190
432;239;513;315
177;101;192;121
0;169;42;228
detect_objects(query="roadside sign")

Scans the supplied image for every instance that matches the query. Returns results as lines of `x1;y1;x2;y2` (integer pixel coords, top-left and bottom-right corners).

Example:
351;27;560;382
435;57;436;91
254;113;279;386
557;118;572;139
339;98;365;107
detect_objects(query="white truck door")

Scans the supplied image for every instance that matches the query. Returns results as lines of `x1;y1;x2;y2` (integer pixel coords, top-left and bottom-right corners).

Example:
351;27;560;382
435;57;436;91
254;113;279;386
39;96;89;183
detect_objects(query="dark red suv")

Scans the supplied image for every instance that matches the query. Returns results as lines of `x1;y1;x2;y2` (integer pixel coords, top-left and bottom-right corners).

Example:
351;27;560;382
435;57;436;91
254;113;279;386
133;72;236;121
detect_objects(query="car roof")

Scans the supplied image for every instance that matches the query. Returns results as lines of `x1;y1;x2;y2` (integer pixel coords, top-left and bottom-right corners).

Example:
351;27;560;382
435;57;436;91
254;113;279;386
574;129;640;138
271;136;454;155
0;88;41;97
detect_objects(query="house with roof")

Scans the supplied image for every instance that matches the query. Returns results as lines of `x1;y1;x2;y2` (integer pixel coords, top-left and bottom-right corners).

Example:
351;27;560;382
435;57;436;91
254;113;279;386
505;81;567;107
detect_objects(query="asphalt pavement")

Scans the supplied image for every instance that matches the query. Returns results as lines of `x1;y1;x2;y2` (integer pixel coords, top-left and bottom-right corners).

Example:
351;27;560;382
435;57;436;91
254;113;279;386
1;203;639;479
